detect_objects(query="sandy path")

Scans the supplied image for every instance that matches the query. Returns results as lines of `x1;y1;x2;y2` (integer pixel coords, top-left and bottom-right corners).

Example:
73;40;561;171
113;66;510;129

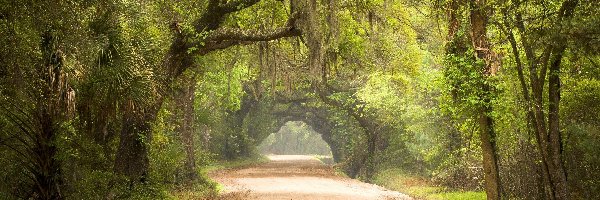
209;155;412;200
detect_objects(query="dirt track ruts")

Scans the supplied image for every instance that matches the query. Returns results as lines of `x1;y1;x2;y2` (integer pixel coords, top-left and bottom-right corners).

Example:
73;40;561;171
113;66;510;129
209;155;412;200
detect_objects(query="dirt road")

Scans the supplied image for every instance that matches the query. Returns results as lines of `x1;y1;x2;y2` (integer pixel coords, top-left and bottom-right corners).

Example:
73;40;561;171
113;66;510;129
209;155;412;200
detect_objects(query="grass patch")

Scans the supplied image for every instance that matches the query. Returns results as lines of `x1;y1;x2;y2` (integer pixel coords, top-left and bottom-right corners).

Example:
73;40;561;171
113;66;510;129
313;154;335;165
429;191;486;200
373;168;486;200
169;181;218;200
169;155;268;199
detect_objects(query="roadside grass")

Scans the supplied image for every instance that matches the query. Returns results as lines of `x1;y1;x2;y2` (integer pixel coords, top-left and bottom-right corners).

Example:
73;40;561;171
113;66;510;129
169;181;217;200
311;154;352;178
373;168;486;200
313;154;334;165
170;155;268;199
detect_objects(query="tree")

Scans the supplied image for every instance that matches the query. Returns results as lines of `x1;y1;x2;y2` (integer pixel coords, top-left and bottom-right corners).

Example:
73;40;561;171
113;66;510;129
500;0;579;199
0;1;87;198
172;72;199;182
113;0;302;182
468;0;501;199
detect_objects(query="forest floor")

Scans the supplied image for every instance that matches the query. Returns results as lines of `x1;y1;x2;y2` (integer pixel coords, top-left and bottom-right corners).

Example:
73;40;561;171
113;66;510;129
209;155;412;200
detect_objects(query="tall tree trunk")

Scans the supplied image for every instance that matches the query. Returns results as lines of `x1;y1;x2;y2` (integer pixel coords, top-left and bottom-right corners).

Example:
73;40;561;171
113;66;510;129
469;0;501;199
544;2;577;198
476;89;501;200
183;83;198;182
33;107;64;200
513;12;557;198
547;47;568;200
504;22;551;199
509;1;577;198
174;74;198;182
31;31;67;200
364;129;378;181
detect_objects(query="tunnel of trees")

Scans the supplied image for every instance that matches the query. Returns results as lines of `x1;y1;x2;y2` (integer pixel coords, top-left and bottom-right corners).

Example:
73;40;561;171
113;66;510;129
257;121;332;156
1;0;600;199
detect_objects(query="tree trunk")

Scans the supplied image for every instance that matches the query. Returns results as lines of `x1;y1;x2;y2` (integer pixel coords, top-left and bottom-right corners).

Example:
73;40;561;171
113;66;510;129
509;1;577;198
505;23;552;199
31;32;66;200
547;47;569;200
544;2;578;198
33;110;63;200
477;90;501;200
175;74;198;182
364;130;377;182
469;0;501;199
111;0;301;183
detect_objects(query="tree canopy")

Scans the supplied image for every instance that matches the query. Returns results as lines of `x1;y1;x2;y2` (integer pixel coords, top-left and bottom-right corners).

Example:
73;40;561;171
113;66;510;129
1;0;600;199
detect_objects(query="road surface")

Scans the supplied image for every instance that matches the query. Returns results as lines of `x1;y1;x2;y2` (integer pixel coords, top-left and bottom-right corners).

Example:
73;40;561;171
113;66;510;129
209;155;412;200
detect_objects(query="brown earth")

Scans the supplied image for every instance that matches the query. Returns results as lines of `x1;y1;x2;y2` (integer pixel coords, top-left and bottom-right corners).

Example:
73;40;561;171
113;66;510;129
209;155;412;200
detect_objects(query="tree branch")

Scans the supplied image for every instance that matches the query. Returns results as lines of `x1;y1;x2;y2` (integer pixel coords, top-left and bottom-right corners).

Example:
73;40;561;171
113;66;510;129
206;25;301;43
198;13;302;54
314;84;372;131
199;27;301;54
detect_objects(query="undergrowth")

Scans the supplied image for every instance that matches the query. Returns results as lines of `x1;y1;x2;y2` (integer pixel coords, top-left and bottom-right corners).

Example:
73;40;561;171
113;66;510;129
373;168;486;200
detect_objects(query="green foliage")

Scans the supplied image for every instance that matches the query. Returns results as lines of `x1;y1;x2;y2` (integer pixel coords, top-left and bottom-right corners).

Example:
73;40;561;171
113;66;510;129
562;78;600;198
1;0;600;199
443;53;491;110
150;108;186;184
373;168;486;200
196;49;252;112
562;79;600;125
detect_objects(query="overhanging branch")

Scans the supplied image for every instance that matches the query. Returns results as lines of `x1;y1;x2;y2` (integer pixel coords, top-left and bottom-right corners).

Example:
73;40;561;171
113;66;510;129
315;84;371;130
206;25;301;43
198;12;302;55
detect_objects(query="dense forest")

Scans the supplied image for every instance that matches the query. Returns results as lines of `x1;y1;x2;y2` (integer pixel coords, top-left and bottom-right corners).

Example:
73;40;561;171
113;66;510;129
1;0;599;199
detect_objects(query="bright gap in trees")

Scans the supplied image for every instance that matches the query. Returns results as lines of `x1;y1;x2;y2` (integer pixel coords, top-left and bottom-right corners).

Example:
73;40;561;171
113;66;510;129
258;121;334;164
